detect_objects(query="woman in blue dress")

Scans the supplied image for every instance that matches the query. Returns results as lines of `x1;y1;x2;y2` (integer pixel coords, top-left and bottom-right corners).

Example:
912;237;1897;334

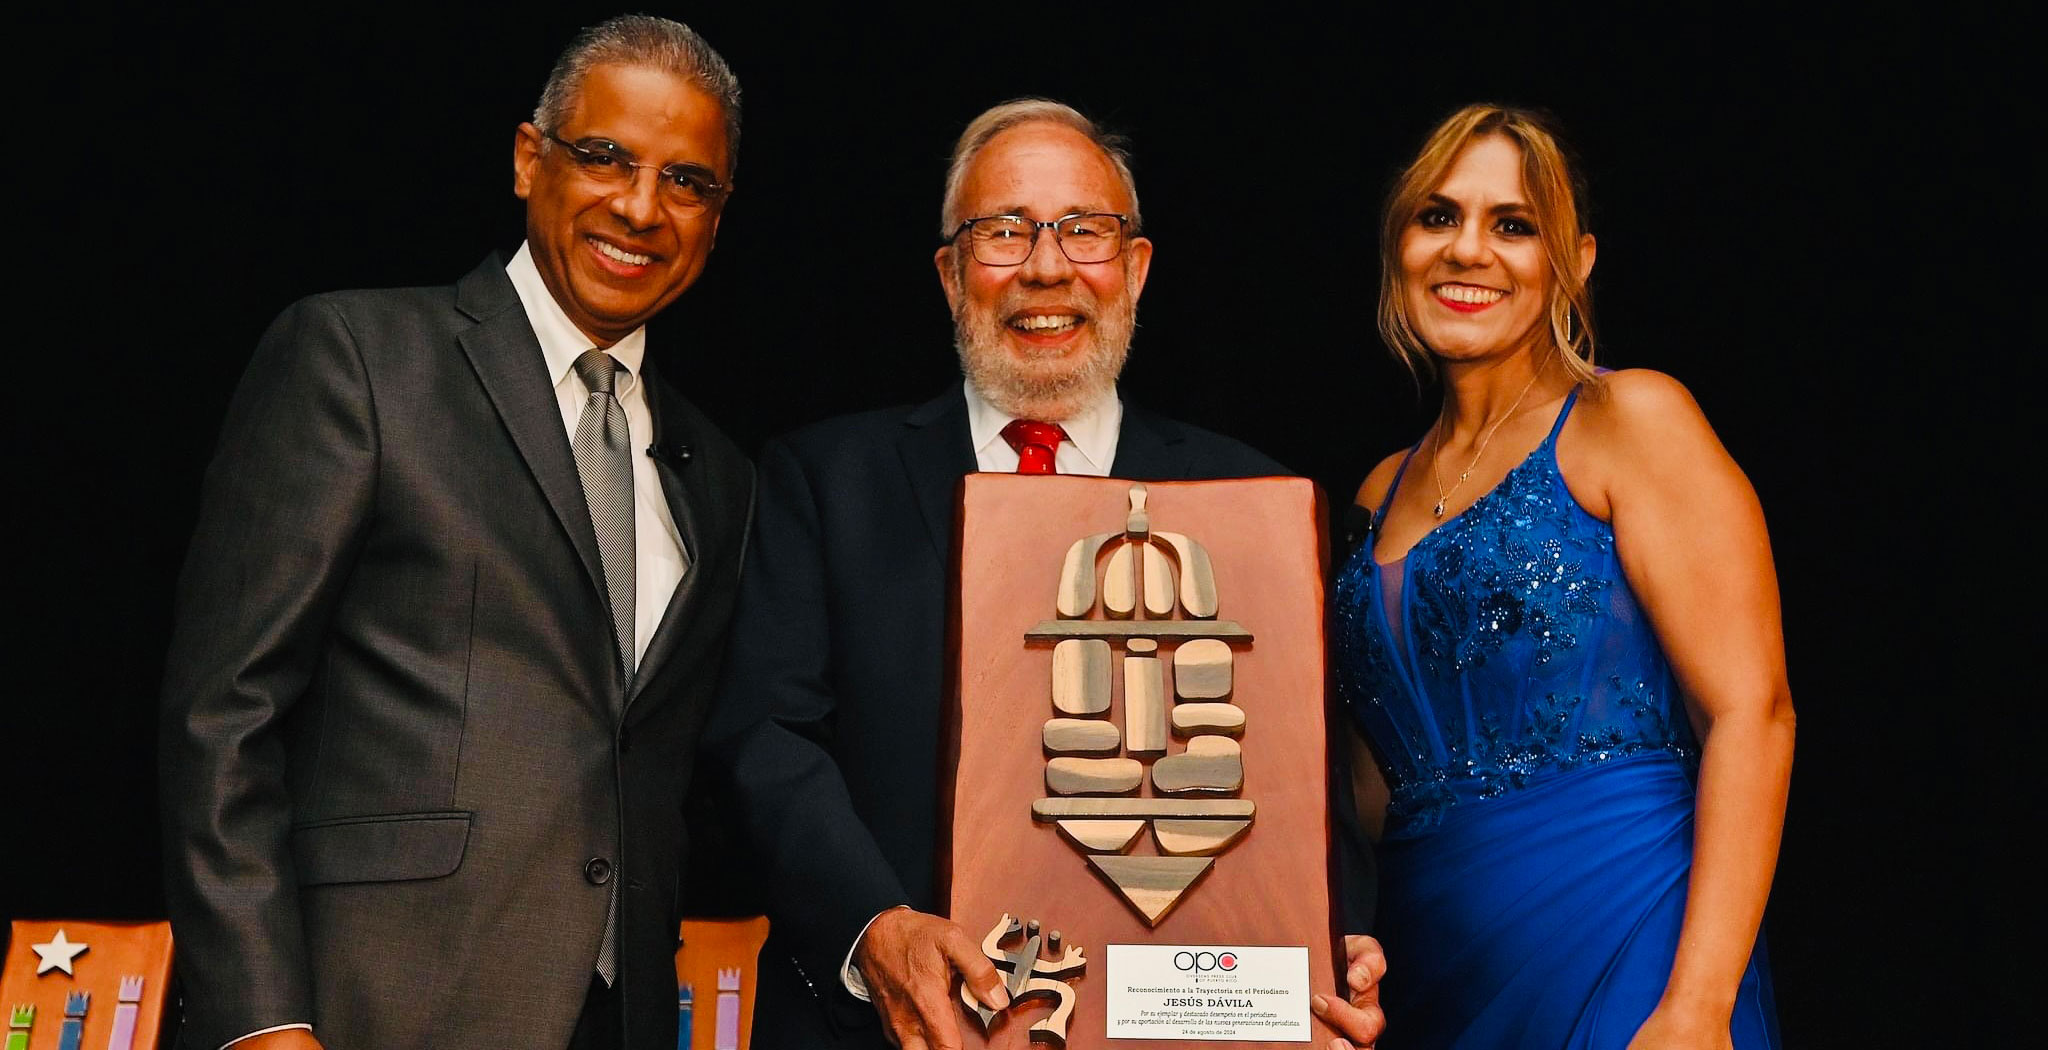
1333;104;1792;1049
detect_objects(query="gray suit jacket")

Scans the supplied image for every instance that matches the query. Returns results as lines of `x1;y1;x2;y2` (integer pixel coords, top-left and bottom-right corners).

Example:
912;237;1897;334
160;256;754;1050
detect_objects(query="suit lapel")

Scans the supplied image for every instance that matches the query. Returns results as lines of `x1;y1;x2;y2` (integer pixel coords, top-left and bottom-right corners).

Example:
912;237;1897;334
1108;402;1193;479
898;388;978;561
453;258;610;611
629;363;710;707
891;391;1190;556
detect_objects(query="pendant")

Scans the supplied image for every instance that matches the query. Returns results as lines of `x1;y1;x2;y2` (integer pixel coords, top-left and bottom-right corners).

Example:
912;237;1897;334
1432;500;1446;518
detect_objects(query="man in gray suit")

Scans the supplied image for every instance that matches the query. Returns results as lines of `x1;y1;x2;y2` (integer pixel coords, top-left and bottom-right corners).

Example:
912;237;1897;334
159;16;753;1050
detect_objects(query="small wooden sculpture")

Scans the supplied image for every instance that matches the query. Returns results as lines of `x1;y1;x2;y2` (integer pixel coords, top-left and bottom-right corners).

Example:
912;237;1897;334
1153;818;1253;857
1045;758;1143;795
958;915;1087;1047
1050;640;1111;715
1029;484;1258;926
1171;638;1233;700
1122;640;1168;755
1041;718;1121;755
1170;703;1246;737
1151;736;1244;794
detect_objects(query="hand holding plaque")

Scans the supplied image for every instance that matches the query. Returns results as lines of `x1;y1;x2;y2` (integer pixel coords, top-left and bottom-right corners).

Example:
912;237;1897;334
1311;935;1388;1048
856;907;1010;1050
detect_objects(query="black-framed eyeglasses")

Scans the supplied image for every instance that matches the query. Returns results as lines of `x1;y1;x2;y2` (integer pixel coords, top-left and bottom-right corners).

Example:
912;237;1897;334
543;131;730;212
949;212;1133;266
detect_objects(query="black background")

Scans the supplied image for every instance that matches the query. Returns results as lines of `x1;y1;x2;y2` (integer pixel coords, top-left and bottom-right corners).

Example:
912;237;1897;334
6;5;2027;1045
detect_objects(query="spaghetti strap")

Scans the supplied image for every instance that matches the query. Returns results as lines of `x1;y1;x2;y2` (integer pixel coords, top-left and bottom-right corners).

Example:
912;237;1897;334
1376;439;1427;520
1543;385;1584;446
1375;384;1579;531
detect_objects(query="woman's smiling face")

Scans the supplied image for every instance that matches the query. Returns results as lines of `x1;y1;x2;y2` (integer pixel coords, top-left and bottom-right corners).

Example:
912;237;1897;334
1398;134;1554;363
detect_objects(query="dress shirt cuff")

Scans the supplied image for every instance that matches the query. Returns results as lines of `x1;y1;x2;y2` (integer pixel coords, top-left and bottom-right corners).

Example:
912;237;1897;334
841;905;911;1001
221;1023;313;1049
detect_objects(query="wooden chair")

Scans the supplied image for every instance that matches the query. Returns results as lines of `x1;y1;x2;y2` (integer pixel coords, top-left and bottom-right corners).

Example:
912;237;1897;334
2;919;173;1050
674;915;770;1050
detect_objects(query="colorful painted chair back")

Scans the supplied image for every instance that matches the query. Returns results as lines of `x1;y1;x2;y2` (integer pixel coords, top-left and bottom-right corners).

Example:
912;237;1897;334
2;920;173;1050
674;915;770;1050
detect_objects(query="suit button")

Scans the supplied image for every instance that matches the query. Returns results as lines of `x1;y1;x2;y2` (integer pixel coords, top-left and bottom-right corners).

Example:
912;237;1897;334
584;857;613;885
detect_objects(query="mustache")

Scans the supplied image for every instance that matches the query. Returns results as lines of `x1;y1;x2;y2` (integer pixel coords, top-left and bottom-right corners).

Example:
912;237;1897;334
999;296;1092;320
948;294;1097;326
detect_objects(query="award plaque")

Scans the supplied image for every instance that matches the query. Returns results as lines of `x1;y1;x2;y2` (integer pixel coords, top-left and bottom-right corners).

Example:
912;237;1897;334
940;475;1337;1047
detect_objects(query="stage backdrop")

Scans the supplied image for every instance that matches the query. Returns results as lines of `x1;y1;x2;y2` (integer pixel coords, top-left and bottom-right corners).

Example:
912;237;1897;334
4;6;2026;1045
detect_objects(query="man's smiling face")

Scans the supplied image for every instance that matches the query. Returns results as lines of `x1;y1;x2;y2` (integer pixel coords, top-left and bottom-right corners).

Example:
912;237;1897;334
513;62;730;347
937;121;1152;421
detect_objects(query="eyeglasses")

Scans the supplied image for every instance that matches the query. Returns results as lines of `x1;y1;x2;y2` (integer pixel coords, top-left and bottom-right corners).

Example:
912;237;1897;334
543;131;730;212
949;213;1133;266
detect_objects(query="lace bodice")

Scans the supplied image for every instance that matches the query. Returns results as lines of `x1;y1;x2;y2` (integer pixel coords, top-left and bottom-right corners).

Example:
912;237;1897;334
1335;388;1697;835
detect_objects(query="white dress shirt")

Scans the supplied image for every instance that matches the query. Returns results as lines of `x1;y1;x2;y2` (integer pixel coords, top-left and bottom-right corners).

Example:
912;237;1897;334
840;378;1123;1001
961;379;1122;475
222;246;689;1048
508;241;689;667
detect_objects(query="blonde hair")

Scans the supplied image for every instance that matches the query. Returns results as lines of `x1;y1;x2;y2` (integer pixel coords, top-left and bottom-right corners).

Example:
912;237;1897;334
1378;104;1598;387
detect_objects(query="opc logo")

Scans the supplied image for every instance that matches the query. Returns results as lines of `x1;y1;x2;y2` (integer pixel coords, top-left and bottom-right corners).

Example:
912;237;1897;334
1172;950;1239;972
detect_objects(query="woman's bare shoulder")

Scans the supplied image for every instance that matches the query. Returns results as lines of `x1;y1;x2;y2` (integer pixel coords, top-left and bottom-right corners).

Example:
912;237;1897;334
1353;446;1417;511
1579;368;1711;439
1571;368;1743;504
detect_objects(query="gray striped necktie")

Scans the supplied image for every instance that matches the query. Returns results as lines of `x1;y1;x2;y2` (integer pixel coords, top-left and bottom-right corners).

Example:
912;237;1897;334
571;348;631;985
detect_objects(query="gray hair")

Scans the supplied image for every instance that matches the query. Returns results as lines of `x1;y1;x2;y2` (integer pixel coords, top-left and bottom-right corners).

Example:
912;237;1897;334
533;14;743;174
939;98;1141;237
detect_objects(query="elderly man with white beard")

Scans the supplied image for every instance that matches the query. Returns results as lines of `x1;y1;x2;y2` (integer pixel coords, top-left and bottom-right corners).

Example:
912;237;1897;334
703;98;1387;1050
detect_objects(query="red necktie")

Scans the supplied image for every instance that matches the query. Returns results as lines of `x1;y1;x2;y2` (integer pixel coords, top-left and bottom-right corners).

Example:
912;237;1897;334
1000;419;1067;475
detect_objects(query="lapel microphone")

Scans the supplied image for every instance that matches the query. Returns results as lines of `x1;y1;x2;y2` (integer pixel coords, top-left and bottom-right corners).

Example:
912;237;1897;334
645;442;693;469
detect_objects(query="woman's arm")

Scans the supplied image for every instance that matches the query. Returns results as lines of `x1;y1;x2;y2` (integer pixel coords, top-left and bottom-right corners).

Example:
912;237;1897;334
1570;370;1796;1046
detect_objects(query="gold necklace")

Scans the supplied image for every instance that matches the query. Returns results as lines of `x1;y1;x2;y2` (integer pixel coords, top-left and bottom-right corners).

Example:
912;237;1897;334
1429;364;1546;518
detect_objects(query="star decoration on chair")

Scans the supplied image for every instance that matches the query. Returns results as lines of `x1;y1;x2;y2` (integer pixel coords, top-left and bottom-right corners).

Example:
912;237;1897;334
33;929;90;976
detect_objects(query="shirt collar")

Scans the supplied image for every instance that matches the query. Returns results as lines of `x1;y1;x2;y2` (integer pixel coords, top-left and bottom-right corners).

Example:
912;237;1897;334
963;379;1121;473
506;241;646;397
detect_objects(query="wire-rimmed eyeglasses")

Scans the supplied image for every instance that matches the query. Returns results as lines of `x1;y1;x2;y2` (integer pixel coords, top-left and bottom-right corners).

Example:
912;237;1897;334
543;131;730;212
948;212;1133;266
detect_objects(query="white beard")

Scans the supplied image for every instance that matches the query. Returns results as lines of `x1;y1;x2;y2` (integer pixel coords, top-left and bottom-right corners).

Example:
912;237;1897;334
952;260;1139;422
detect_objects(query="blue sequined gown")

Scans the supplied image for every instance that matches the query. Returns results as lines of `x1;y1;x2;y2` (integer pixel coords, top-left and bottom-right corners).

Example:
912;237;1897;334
1335;388;1779;1048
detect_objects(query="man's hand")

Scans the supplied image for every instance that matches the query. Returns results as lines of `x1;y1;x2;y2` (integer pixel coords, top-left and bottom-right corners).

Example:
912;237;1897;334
855;908;1009;1050
1311;934;1386;1049
229;1032;325;1050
